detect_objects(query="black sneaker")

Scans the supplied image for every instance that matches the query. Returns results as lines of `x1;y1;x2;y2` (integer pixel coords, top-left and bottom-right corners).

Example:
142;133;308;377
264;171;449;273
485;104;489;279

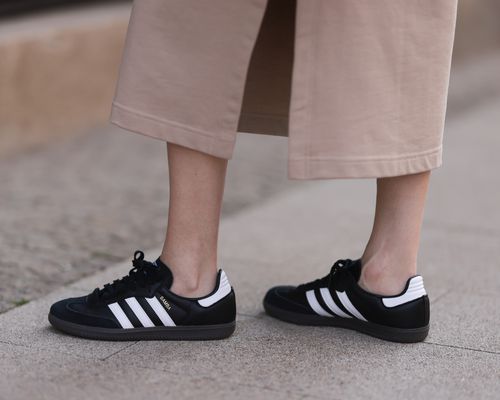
263;259;429;343
48;250;236;340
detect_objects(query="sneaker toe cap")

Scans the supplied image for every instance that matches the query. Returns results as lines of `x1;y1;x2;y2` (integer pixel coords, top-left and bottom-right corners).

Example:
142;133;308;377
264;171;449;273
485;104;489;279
264;286;311;314
49;296;120;329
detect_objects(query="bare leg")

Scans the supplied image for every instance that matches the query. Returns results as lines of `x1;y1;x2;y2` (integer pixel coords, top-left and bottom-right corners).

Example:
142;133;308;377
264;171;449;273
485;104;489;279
359;171;430;296
160;142;227;298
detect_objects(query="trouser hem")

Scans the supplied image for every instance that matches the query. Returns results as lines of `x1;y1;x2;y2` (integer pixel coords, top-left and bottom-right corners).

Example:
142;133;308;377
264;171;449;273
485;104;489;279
287;148;442;180
110;102;236;160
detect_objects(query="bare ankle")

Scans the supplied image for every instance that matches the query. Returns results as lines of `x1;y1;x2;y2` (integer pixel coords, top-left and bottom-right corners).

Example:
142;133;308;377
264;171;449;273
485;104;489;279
160;255;218;298
358;255;416;296
169;273;217;298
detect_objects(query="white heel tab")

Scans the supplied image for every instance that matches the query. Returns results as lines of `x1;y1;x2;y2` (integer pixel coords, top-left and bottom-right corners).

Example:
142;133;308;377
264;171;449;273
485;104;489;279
382;276;427;308
197;270;232;307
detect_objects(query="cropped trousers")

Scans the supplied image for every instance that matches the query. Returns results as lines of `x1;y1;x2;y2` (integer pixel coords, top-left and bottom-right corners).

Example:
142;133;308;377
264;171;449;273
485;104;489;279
110;0;458;179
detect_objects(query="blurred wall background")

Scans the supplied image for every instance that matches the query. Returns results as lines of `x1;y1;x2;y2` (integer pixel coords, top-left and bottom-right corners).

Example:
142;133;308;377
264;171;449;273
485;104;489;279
0;0;499;158
453;0;500;61
0;0;130;157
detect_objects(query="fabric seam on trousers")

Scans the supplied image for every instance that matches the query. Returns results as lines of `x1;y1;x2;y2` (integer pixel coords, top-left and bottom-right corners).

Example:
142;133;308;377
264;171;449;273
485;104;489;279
306;2;321;178
288;146;442;162
288;149;442;180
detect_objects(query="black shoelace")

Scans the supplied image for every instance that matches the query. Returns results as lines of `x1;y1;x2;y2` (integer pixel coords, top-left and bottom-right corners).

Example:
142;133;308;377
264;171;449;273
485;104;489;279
89;250;159;302
296;259;353;291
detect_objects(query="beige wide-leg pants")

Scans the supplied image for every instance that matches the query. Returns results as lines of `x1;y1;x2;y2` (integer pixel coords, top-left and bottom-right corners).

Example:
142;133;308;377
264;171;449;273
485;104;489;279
110;0;458;179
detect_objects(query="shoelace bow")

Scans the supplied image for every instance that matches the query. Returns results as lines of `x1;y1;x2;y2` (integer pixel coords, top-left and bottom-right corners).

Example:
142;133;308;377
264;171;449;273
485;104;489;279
90;250;157;301
296;259;353;291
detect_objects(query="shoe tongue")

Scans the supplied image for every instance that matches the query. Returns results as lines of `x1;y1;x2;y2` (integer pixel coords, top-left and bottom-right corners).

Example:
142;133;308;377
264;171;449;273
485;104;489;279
327;259;362;289
348;259;362;280
152;257;174;288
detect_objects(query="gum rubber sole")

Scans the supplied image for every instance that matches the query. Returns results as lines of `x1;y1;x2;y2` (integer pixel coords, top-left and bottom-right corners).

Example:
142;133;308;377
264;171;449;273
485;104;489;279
48;313;236;341
263;301;429;343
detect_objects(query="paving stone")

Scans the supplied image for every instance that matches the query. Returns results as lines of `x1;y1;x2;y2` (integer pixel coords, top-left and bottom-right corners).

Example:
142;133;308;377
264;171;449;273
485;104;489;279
218;178;374;266
428;291;500;353
0;342;310;400
109;316;499;399
418;228;500;294
1;289;498;399
425;97;500;235
0;287;133;360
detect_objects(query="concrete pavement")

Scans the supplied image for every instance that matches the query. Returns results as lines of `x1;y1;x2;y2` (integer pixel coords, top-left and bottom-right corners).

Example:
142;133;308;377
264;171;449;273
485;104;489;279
1;94;499;399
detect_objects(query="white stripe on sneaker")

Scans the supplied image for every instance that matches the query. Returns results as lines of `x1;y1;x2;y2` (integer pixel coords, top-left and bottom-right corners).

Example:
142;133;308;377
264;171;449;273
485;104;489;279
306;290;332;317
382;276;427;308
198;270;232;307
146;296;176;326
125;297;155;327
319;288;352;318
108;302;134;329
336;291;367;321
